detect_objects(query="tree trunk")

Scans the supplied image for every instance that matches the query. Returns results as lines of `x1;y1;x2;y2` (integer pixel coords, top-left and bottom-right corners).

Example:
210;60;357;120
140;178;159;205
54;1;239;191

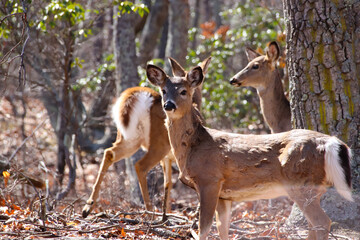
138;0;169;66
55;34;74;189
134;0;151;35
113;5;140;92
284;0;360;228
157;19;168;60
164;0;190;74
113;3;142;204
191;0;200;50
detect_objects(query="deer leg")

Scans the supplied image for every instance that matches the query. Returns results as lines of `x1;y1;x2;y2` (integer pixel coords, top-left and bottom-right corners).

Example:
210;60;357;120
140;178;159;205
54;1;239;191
160;154;173;220
135;145;169;211
82;138;140;218
286;187;330;240
215;199;232;240
198;181;222;240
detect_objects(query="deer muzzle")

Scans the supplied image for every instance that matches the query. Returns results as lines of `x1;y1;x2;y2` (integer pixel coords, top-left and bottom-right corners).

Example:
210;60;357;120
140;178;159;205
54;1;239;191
164;101;177;111
230;77;241;86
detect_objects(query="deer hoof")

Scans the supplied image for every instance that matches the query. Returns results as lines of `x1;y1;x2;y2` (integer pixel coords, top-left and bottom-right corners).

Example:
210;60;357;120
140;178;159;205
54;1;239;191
82;204;92;218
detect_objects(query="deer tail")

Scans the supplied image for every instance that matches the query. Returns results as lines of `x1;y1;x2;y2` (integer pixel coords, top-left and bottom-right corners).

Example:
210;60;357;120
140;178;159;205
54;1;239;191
324;137;353;201
112;90;154;142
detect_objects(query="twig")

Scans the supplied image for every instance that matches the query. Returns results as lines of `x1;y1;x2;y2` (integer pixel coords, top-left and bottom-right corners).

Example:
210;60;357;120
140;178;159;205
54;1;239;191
190;228;199;239
149;227;185;239
231;219;276;226
78;224;119;234
143;210;190;221
0;232;21;236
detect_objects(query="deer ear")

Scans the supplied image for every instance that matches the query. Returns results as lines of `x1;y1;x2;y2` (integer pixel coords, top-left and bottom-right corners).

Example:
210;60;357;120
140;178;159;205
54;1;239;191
245;47;261;61
266;41;280;62
169;57;186;77
199;56;211;74
146;64;167;87
187;66;204;88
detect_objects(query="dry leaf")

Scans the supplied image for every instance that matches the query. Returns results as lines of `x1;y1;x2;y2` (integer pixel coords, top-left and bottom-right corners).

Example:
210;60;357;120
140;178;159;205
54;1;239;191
121;228;126;237
3;171;10;187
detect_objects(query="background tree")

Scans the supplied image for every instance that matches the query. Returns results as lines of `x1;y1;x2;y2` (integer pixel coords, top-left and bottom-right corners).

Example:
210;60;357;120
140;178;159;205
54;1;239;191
163;0;189;73
284;0;360;227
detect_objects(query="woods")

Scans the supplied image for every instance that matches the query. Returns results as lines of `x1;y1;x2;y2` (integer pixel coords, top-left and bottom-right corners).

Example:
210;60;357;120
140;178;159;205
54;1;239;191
1;0;359;239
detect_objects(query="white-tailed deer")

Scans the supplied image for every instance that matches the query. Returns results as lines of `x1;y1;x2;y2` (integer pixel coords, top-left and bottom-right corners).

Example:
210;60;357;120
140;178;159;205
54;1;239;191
230;41;291;133
147;60;353;240
82;57;211;219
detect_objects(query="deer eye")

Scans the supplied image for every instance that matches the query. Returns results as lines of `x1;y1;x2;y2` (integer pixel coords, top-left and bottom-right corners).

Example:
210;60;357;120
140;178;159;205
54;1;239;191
162;89;166;95
180;90;187;96
252;64;259;70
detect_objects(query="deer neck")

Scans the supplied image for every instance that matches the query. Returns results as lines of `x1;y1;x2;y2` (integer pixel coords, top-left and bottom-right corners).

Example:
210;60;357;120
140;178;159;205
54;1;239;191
165;107;202;178
257;70;291;133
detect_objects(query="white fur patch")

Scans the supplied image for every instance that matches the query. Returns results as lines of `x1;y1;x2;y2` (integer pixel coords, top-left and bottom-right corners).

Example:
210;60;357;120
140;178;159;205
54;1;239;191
323;137;353;201
112;91;153;148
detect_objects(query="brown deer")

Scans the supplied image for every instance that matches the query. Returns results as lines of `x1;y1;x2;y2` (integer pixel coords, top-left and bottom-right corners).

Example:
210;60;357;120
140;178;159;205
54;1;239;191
146;60;353;240
82;57;211;219
230;41;291;133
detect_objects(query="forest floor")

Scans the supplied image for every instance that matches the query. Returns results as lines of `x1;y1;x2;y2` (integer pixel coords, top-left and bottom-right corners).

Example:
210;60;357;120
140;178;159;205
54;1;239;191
0;96;359;239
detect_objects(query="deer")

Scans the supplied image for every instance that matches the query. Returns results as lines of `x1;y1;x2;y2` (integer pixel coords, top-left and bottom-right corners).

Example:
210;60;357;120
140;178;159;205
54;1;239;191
230;41;291;133
82;57;211;219
146;59;353;240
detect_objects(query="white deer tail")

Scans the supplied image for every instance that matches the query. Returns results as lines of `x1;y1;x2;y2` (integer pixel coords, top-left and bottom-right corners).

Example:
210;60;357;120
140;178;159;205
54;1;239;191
112;90;154;146
324;137;353;201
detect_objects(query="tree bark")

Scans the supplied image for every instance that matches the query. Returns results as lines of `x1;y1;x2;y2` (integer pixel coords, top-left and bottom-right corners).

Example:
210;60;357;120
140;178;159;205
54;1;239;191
164;0;190;74
191;0;200;50
113;5;140;92
157;19;168;60
56;33;74;188
284;0;360;228
138;0;169;66
134;0;151;35
113;3;142;203
284;0;360;189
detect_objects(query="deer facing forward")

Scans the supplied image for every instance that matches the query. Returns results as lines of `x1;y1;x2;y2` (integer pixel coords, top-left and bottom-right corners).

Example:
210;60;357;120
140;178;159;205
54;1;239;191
82;57;211;219
147;60;353;240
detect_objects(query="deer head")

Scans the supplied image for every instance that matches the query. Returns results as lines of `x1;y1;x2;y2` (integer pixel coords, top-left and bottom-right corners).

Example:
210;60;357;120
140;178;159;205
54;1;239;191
147;59;205;119
230;41;280;90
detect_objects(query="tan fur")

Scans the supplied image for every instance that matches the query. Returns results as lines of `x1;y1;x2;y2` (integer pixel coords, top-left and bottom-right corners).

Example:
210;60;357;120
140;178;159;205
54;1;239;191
230;41;291;133
82;58;212;219
147;60;353;240
82;87;173;218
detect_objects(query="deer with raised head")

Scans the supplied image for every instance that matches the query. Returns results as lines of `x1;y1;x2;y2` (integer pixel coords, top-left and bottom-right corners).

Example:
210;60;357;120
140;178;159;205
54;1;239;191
82;57;211;219
230;41;291;133
147;59;353;240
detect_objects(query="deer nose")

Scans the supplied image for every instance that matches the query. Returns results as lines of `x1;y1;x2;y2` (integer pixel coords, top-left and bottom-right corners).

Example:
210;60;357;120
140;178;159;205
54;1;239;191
230;78;237;85
230;78;240;86
164;101;176;111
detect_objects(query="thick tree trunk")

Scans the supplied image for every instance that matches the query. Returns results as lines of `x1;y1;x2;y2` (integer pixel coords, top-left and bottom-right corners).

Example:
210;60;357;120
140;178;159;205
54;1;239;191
164;0;189;74
284;0;360;228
